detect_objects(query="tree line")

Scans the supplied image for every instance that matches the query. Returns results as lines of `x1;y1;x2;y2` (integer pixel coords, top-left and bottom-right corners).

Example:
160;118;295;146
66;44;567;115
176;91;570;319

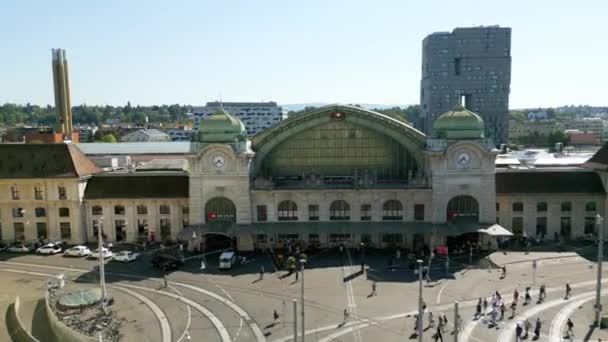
0;102;193;126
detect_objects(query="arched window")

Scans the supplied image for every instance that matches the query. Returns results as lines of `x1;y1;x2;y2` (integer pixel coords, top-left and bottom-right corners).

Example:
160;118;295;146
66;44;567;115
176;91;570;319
330;200;350;220
382;200;403;220
277;200;298;221
447;195;479;222
205;197;236;223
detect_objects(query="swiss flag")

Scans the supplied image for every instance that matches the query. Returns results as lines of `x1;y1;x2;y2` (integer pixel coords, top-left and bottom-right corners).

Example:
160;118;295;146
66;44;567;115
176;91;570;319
207;213;217;220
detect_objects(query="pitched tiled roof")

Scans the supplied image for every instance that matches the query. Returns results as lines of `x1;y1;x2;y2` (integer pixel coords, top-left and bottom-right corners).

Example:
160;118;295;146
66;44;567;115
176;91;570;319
584;143;608;170
0;143;100;178
84;174;188;199
496;170;605;194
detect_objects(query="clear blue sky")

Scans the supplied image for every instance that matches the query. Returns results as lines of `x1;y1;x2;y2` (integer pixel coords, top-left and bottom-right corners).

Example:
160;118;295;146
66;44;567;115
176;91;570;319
0;0;606;108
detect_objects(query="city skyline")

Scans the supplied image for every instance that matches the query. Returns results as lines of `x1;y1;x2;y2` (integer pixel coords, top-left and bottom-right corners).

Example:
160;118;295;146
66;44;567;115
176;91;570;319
1;0;607;108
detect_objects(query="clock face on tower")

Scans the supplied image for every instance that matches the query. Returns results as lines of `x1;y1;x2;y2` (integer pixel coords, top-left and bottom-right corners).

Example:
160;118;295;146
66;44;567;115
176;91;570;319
456;152;471;166
211;155;225;168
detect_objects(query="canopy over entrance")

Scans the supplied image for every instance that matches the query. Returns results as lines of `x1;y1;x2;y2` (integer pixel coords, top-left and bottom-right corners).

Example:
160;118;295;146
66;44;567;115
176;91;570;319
478;224;513;236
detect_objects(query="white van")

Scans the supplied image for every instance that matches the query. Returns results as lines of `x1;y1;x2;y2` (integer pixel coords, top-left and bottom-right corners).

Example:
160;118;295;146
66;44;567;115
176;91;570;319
219;250;237;269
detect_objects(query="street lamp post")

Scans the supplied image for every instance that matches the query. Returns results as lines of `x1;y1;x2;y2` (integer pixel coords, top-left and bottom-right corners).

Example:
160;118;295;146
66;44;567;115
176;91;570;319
300;259;306;342
595;214;604;326
98;217;107;311
417;259;423;342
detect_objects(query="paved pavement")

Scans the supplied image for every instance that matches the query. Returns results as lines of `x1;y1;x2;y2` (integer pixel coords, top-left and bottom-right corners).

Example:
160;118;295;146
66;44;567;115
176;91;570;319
2;249;608;341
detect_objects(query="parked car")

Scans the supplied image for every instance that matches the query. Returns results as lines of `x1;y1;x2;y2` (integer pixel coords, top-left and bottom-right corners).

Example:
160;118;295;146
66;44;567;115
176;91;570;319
219;250;238;269
113;251;140;263
151;254;182;271
36;243;63;255
63;245;92;257
8;244;34;253
90;247;113;259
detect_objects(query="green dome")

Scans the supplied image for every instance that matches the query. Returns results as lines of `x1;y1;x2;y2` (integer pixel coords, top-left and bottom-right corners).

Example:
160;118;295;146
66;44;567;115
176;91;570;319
197;108;247;143
433;105;485;139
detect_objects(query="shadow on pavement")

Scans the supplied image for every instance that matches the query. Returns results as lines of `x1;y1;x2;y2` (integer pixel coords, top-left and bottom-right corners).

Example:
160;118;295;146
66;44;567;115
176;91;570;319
31;299;57;342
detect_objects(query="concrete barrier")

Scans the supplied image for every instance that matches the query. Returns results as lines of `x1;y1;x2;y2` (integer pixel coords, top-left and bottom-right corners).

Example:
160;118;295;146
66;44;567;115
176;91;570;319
6;296;40;342
44;290;97;342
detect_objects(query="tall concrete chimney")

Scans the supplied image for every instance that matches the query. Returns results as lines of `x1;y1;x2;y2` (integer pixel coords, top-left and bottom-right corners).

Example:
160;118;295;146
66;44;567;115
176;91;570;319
51;49;73;137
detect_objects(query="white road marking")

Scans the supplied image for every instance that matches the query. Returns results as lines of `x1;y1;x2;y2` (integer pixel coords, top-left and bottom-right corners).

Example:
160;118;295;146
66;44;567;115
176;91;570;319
169;285;193;342
548;295;595;341
216;284;235;302
496;291;602;342
118;283;232;342
437;281;449;304
343;248;362;342
109;285;173;342
172;281;266;342
0;260;262;341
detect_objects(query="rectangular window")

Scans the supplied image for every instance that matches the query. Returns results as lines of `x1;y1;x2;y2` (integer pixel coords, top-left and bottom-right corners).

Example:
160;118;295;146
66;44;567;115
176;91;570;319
360;204;371;221
35;207;46;217
58;186;67;200
536;217;547;236
12;208;24;218
114;205;125;215
137;219;148;237
512;202;523;212
160;218;171;239
14;222;25;241
60;222;71;240
36;222;48;240
414;204;425;221
308;234;320;245
381;233;403;243
511;217;524;236
308;204;319;221
137;205;148;215
11;186;20;200
34;186;44;200
560;217;572;238
92;220;100;239
278;233;299;242
561;202;572;212
496;203;500;212
585;217;596;235
537;202;547;212
92;206;103;216
159;205;171;215
256;205;267;222
59;207;70;217
329;233;351;243
586;202;597;212
454;58;462;76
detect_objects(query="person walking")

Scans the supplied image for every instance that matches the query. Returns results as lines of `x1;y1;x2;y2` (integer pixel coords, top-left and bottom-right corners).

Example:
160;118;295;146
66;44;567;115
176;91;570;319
534;317;541;339
483;297;488;316
565;283;572;300
538;285;546;303
500;302;506;321
511;301;517;318
414;314;419;333
566;318;574;338
273;309;280;323
163;274;168;288
428;311;435;328
523;318;531;339
515;323;523;342
501;265;507;279
371;281;377;296
524;287;532;305
438;315;444;332
442;313;448;333
260;265;265;280
475;299;482;319
513;289;519;303
434;325;444;342
343;307;349;322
